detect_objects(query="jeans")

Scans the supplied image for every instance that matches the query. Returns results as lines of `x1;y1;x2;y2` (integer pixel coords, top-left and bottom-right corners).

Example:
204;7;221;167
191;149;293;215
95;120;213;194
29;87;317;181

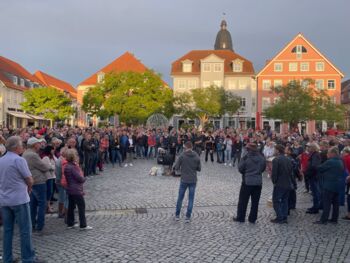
175;182;196;218
46;178;54;201
67;195;87;228
236;183;262;222
30;183;47;231
147;146;156;158
57;185;68;209
205;149;214;162
320;190;339;223
272;186;290;221
2;203;35;263
111;149;122;165
225;149;232;164
310;177;320;211
233;151;241;166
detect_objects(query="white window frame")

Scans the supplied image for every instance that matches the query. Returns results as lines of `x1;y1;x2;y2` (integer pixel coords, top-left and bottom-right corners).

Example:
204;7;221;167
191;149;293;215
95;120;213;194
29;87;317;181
240;97;246;108
178;80;186;89
289;62;298;72
301;79;310;89
97;72;105;83
327;80;335;90
296;45;303;59
183;63;192;73
202;81;210;88
274;63;283;72
203;63;211;72
213;80;222;87
228;79;236;89
262;97;270;110
12;76;18;85
316;62;325;72
233;61;243;72
213;63;222;72
315;79;324;90
300;62;309;72
20;78;25;87
273;79;282;88
238;79;246;89
262;80;271;91
188;79;196;89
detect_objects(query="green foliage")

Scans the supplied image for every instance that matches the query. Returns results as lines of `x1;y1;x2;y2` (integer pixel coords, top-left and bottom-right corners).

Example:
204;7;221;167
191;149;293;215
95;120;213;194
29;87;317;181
82;71;173;124
21;87;74;121
264;81;345;128
174;86;241;125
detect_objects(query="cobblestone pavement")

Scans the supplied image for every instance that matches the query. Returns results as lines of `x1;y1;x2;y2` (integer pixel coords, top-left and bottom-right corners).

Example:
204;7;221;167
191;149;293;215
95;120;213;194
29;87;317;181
1;157;350;262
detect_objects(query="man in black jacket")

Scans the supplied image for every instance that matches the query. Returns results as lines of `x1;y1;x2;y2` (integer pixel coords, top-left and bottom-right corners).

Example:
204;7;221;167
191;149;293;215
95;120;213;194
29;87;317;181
233;143;266;223
271;144;294;224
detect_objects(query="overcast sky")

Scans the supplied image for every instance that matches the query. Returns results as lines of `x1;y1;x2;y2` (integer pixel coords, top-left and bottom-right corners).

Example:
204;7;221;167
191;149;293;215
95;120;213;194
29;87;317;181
0;0;349;87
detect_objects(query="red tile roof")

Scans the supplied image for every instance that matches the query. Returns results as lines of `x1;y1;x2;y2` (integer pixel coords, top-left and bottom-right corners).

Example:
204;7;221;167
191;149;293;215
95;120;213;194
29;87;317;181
171;50;255;75
34;70;77;98
0;55;43;91
78;52;149;86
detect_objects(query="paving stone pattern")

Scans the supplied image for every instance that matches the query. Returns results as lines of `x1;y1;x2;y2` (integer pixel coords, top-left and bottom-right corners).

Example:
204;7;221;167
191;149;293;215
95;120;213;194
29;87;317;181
1;157;350;262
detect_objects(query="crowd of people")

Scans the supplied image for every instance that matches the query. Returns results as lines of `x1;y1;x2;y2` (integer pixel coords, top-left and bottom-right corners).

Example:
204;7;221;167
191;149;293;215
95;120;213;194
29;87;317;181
1;124;350;262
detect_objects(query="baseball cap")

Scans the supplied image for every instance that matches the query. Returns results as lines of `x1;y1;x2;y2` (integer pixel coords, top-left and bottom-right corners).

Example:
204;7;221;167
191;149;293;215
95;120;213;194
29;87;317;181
27;137;45;146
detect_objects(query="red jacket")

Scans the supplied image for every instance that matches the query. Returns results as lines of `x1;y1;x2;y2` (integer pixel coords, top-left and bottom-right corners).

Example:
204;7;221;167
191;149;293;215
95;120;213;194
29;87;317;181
147;135;156;147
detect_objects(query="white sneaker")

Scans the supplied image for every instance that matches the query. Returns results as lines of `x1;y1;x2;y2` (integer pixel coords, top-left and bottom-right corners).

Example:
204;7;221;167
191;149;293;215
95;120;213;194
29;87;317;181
67;223;79;229
124;163;128;167
129;163;133;167
175;215;180;221
228;163;232;166
224;163;227;166
80;226;93;231
184;217;191;223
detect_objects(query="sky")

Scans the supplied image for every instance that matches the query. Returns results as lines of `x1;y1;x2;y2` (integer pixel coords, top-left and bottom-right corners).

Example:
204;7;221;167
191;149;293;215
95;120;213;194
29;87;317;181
0;0;349;87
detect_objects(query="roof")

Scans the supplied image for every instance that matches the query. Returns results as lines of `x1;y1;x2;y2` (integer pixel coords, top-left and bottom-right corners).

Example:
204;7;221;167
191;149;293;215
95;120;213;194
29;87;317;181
34;70;77;98
171;50;254;75
78;52;148;86
0;55;42;91
257;33;345;77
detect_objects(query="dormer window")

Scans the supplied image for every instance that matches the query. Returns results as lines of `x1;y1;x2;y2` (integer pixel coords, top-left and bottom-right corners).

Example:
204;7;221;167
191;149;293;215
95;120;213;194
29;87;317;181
232;59;243;72
292;45;307;59
12;76;18;85
182;60;193;73
20;78;25;87
97;72;105;83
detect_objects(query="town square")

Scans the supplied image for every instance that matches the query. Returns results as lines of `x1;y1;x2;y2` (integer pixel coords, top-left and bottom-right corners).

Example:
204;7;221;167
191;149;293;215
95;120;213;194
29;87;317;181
1;0;350;262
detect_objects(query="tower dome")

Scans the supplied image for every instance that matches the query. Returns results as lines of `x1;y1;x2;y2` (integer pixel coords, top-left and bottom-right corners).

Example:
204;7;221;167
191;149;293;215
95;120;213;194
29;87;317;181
214;20;233;51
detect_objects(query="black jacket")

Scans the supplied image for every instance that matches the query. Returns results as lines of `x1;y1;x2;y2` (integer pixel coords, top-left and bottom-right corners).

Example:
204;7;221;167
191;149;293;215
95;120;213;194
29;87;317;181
305;151;321;180
272;154;294;190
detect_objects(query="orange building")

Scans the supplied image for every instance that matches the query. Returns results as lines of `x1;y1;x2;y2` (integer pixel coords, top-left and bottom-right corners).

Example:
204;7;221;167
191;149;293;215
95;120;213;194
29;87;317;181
256;33;344;134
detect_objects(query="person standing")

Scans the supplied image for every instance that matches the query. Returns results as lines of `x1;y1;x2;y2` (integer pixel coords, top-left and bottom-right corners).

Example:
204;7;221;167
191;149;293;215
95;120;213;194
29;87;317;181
174;141;201;222
314;147;344;224
233;143;266;223
0;136;46;263
204;131;215;163
271;145;294;224
23;137;51;233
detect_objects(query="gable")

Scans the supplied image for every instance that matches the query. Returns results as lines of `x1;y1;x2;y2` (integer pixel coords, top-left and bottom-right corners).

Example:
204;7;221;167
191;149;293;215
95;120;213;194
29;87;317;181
200;54;225;63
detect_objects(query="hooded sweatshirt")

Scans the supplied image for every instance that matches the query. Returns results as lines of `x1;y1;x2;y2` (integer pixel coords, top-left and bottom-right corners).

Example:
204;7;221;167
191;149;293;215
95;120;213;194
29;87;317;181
173;150;201;184
238;150;266;186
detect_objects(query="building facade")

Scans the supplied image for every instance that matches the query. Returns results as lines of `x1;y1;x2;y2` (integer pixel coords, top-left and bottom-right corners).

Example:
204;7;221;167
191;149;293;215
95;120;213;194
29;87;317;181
171;20;256;129
256;33;344;134
341;79;350;129
0;56;44;128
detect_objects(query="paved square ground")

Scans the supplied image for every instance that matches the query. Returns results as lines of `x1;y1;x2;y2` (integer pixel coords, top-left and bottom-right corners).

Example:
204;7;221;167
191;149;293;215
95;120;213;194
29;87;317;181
1;157;350;262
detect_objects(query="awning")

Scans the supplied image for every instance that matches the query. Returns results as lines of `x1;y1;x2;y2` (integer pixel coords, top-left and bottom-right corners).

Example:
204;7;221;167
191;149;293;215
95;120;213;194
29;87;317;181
7;111;32;119
27;114;47;120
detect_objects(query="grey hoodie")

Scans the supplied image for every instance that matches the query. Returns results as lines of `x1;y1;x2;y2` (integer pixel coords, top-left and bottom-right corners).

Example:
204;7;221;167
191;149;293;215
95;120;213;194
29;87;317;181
173;150;201;184
238;151;266;186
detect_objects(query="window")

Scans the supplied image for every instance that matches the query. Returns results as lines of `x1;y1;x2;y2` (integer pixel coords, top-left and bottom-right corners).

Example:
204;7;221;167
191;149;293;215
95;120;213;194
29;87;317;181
274;79;282;88
178;80;186;89
213;80;222;87
274;97;280;104
233;61;243;72
301;79;310;88
330;96;336;104
97;72;105;83
12;76;18;85
327;80;335;90
262;97;270;110
262;80;271;90
289;62;298;72
239;79;246;89
214;63;222;72
188;80;196;89
240;98;246;109
20;78;25;86
274;63;283;72
202;81;210;88
183;63;192;73
203;63;211;72
316;62;325;71
296;45;303;59
228;79;236;89
300;62;309;71
14;92;17;104
315;79;324;90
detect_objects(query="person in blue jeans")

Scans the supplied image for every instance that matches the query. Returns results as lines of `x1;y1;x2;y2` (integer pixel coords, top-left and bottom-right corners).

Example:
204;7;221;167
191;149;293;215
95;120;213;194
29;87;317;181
0;136;46;263
271;144;294;224
173;141;201;222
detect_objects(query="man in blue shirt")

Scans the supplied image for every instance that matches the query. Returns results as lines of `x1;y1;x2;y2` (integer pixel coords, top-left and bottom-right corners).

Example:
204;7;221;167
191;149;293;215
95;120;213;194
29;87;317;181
0;136;46;263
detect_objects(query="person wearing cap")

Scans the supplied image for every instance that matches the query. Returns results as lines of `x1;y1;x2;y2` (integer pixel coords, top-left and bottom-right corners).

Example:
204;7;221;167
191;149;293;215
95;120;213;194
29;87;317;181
305;142;322;214
22;137;52;233
314;147;344;224
233;142;266;223
0;136;46;263
271;144;294;224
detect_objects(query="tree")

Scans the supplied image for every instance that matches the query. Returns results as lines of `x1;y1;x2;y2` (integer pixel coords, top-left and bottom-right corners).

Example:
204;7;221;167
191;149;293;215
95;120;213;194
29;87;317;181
21;87;75;121
174;86;241;127
264;81;345;128
82;71;173;124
